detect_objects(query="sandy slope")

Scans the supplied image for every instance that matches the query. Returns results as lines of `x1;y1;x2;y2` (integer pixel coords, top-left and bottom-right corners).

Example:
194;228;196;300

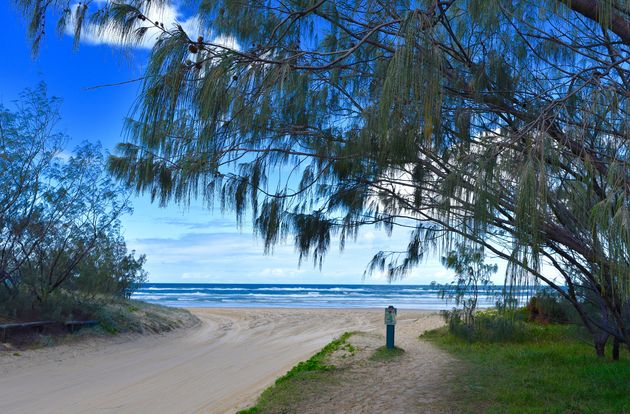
0;308;442;414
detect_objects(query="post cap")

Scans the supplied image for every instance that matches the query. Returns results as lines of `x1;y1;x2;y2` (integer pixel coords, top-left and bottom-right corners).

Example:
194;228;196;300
384;305;397;325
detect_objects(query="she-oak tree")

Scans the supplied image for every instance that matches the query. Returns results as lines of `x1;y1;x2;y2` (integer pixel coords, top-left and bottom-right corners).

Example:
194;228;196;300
17;0;630;356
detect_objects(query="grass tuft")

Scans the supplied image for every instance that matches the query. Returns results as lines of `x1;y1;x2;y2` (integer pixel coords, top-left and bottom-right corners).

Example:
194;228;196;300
274;331;354;385
370;345;405;361
237;331;355;413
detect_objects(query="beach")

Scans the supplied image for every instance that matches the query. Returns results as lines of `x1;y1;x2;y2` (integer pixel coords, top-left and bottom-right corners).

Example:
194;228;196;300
0;308;446;414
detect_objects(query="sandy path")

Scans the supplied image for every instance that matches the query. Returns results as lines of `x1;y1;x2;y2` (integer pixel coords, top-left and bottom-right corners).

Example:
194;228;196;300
0;308;433;414
304;312;460;414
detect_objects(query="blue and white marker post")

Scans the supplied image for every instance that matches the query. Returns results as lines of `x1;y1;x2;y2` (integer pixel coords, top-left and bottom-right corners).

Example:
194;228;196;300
385;305;397;349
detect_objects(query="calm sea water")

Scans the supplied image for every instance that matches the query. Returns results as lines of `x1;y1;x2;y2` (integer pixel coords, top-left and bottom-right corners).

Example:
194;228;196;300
132;283;526;310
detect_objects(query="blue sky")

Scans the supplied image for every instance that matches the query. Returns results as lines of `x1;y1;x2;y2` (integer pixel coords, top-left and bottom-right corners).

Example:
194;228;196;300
0;1;506;285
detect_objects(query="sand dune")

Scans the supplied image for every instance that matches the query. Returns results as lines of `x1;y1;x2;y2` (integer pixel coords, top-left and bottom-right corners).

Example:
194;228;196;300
0;308;441;413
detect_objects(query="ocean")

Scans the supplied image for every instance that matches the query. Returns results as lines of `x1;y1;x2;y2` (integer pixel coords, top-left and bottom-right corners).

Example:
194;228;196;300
132;283;523;310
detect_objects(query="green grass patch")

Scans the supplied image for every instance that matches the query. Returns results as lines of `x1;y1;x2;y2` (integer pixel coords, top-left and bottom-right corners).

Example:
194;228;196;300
370;345;405;361
423;324;630;413
237;332;354;414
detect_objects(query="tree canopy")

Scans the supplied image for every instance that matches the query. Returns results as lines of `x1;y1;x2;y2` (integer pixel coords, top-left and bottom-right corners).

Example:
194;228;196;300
16;0;630;353
0;85;146;319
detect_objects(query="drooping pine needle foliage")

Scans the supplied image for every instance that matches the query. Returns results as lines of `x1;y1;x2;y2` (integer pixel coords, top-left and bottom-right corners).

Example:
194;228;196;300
18;0;630;352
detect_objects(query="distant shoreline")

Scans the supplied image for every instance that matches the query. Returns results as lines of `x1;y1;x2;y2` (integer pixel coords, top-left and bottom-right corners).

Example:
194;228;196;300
133;282;525;310
184;306;439;311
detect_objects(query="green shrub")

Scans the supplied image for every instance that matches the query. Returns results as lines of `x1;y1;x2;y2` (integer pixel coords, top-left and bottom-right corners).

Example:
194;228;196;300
0;289;90;322
445;309;531;343
526;290;570;324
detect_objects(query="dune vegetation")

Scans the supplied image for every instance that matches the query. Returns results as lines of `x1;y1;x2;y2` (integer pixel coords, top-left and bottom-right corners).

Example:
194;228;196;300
424;317;630;413
0;86;196;346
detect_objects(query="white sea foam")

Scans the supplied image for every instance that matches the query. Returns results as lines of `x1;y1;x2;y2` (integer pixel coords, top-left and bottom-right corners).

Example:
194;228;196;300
132;284;525;309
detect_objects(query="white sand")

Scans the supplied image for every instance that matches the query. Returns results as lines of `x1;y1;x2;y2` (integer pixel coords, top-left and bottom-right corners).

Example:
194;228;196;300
0;308;443;414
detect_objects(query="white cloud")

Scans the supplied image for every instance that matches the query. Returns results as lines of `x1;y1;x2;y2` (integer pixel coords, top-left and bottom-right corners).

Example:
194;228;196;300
360;230;376;242
429;268;454;283
211;34;239;50
260;268;306;278
65;1;238;51
122;195;512;285
181;272;213;280
54;149;73;163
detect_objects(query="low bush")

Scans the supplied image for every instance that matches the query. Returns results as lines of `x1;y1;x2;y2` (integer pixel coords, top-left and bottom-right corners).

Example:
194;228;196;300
525;290;571;324
0;289;88;322
0;290;198;347
444;308;532;343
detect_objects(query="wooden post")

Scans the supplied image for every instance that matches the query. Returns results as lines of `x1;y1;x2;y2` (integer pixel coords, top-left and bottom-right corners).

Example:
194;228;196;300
385;306;397;349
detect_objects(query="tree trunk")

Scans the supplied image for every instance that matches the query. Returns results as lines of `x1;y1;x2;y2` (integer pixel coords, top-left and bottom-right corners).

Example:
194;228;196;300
594;334;608;357
0;270;15;295
612;337;620;361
